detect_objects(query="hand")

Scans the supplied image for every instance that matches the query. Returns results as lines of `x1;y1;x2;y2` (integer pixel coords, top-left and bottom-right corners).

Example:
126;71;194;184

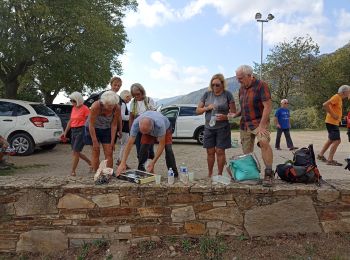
207;104;216;111
332;114;339;120
257;124;270;137
215;113;226;121
146;160;155;173
116;163;126;176
276;124;281;129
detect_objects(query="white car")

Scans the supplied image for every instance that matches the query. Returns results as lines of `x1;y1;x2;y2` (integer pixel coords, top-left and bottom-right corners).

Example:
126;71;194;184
160;104;205;144
0;99;63;155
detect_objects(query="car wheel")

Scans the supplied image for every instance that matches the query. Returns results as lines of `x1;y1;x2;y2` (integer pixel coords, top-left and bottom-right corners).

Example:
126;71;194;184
10;133;35;156
196;127;205;145
40;144;57;150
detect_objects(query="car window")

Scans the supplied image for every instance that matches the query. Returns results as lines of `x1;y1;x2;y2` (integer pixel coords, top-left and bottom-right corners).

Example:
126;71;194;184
179;107;197;116
161;107;179;118
0;101;15;116
30;104;56;116
14;104;30;116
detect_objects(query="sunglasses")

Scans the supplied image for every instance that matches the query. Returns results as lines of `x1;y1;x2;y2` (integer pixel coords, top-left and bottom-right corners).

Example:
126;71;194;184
211;83;222;87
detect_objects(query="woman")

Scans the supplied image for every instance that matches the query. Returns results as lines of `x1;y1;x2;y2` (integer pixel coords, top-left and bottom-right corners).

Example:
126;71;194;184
196;73;236;178
85;91;121;171
129;83;156;171
116;90;132;167
63;92;91;176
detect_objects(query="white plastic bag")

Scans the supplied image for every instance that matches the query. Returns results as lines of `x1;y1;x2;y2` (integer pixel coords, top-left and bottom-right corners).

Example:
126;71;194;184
94;160;114;183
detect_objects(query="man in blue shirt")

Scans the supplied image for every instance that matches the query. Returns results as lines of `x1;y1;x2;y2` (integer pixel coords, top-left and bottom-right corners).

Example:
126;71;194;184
116;111;178;176
274;99;298;151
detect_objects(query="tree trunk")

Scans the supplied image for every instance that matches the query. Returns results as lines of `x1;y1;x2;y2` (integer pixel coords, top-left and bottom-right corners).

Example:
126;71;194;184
42;89;59;104
4;79;20;99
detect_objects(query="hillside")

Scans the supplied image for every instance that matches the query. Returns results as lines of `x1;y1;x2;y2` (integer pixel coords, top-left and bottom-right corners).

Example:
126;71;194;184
156;76;240;106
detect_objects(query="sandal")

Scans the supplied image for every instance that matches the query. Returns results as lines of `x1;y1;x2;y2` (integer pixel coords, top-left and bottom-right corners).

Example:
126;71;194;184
317;155;327;162
262;169;274;187
326;160;343;166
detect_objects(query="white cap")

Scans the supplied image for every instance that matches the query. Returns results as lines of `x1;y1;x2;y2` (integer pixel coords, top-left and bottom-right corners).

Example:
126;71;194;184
281;99;288;104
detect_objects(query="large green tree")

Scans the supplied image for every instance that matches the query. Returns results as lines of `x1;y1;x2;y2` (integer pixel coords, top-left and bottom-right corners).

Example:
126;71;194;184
0;0;137;103
260;36;320;107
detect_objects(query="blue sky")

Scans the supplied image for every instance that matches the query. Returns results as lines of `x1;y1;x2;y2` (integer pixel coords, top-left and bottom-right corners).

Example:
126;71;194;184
55;0;350;103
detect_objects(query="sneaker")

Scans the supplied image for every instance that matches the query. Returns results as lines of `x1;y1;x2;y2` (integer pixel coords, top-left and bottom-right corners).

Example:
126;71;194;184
262;169;274;187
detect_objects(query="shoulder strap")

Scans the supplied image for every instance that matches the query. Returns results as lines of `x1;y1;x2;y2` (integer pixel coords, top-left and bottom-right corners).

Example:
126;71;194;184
131;99;137;115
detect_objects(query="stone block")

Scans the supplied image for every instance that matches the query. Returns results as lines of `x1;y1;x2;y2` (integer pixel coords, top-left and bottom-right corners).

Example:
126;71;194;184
219;222;244;236
198;207;243;226
118;225;131;233
99;207;135;217
52;219;72;226
317;189;340;203
132;224;184;236
0;239;16;251
16;230;67;253
203;194;233;202
171;206;195;222
58;193;95;209
62;213;87;220
67;233;103;239
341;194;350;204
168;194;202;204
120;197;144;207
138;207;171;218
106;233;132;240
14;190;58;216
322;219;350;232
66;226;91;233
213;201;227;207
206;221;222;229
234;195;257;210
318;209;338;221
245;196;322;237
90;227;116;233
184;222;206;235
208;228;217;236
272;186;297;196
92;194;120;208
193;202;214;213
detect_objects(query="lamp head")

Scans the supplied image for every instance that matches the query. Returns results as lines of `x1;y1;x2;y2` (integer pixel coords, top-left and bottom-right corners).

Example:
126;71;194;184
255;12;262;20
267;13;274;20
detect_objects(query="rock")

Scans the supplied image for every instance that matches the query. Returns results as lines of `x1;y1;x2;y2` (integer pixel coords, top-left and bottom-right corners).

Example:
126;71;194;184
198;207;243;225
171;206;195;222
169;245;175;251
14;190;57;216
92;194;120;207
57;193;95;209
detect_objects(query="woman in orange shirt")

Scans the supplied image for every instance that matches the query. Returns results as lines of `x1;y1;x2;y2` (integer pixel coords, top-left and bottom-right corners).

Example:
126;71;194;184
63;92;91;176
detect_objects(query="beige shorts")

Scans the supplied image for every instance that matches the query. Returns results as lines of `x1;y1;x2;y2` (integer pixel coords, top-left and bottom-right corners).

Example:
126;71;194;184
240;127;270;154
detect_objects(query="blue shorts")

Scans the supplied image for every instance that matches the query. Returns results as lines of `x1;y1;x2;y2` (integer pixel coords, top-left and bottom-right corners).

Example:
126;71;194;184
203;124;231;149
84;127;111;145
71;127;85;152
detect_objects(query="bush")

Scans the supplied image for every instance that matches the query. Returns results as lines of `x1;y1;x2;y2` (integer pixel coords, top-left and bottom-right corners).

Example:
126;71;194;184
289;107;324;129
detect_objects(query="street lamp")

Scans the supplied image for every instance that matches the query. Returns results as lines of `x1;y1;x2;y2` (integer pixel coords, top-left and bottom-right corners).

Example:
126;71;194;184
255;12;274;79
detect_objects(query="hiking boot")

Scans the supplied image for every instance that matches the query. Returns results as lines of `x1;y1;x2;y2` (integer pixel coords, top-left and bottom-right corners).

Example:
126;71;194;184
262;168;274;187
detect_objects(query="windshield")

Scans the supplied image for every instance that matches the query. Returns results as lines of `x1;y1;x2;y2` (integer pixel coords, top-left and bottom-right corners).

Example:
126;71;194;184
30;104;56;116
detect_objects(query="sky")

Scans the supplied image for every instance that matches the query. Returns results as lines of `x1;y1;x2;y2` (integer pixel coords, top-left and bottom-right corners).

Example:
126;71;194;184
54;0;350;103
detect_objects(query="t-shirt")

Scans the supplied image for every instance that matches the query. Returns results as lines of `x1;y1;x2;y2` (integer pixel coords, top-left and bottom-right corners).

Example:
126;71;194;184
275;107;290;129
130;97;155;116
130;111;170;137
325;94;342;126
200;90;234;129
70;105;90;128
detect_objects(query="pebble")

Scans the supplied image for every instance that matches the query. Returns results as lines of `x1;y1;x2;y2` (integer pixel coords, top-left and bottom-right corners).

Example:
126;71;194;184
169;245;175;251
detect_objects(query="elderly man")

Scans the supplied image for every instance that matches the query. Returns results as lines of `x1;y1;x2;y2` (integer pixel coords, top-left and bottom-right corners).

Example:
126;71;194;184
116;111;178;176
232;65;274;187
317;85;350;166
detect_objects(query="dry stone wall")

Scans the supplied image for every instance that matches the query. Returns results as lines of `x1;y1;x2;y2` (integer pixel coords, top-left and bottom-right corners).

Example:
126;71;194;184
0;176;350;253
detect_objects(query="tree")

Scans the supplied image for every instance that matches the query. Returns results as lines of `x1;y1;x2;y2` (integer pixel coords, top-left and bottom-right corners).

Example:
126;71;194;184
0;0;137;102
260;36;320;106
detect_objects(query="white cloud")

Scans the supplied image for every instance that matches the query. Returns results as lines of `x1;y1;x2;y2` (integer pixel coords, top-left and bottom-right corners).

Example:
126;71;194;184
336;9;350;30
217;23;230;36
183;66;208;75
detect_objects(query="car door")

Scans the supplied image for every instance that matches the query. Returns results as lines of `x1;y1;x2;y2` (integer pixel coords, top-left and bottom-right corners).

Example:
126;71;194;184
176;106;204;137
160;107;179;136
0;101;18;137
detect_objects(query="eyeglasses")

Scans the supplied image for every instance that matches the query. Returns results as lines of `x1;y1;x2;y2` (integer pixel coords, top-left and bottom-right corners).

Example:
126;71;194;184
70;99;76;103
211;83;222;87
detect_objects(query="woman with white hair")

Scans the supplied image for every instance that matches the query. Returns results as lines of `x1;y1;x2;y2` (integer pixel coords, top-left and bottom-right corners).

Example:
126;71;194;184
63;92;91;176
84;90;121;171
116;90;132;167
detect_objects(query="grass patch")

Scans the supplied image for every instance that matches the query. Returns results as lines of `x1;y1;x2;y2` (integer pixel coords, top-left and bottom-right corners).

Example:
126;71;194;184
0;164;48;176
138;240;158;254
199;236;227;260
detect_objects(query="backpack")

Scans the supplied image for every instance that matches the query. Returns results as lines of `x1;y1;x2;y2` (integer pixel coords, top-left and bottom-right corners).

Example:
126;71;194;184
276;144;322;184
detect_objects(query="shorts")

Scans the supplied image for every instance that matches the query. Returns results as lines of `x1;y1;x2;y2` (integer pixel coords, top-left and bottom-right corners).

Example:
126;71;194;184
84;127;111;145
140;128;173;145
203;124;231;149
240;127;271;154
70;127;85;152
326;123;340;141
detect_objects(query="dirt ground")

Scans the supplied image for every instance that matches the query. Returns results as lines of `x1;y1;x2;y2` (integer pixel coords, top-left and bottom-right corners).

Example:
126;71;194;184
3;130;350;181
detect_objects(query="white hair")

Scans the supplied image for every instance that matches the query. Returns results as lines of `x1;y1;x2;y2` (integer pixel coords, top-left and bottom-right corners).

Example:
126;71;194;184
236;65;253;76
338;85;350;94
100;90;119;106
120;90;131;100
69;92;84;107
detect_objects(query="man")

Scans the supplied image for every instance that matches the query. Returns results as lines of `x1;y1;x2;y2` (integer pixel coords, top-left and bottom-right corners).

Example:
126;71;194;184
317;85;350;166
0;135;13;170
116;111;178;176
274;99;298;151
233;65;274;187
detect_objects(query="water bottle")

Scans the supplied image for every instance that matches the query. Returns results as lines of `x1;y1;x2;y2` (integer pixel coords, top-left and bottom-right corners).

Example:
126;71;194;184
179;163;189;184
209;108;216;127
167;168;174;185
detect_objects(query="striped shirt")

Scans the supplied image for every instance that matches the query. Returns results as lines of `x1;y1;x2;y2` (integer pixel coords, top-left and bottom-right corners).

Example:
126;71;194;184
239;78;271;130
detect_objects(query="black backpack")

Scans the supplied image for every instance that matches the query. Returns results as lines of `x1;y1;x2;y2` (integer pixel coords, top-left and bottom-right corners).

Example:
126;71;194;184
276;144;321;184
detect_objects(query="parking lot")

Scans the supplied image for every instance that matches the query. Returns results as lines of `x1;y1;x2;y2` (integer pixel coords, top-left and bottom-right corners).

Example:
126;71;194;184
4;130;350;181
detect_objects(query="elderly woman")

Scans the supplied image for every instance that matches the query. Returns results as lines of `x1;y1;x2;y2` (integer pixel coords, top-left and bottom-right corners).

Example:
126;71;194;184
196;73;236;178
63;92;91;176
85;90;121;171
116;90;132;166
129;83;156;171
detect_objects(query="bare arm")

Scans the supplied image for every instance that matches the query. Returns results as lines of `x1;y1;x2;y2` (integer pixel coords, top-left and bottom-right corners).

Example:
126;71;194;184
274;117;280;128
146;135;166;173
116;104;122;137
64;119;71;137
259;99;272;128
196;101;215;115
89;103;99;146
110;105;120;145
116;136;136;175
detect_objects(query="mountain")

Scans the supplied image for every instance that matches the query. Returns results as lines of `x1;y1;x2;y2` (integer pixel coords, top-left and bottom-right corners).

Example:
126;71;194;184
156;76;240;106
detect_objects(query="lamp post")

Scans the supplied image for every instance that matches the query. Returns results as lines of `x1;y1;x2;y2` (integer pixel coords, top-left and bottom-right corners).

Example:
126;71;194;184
255;13;274;79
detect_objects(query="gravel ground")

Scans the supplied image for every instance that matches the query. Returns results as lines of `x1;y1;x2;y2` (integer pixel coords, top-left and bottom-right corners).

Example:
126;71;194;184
4;130;350;181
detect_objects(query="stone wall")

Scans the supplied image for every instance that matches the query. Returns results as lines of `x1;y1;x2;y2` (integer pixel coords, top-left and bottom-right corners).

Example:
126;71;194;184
0;176;350;253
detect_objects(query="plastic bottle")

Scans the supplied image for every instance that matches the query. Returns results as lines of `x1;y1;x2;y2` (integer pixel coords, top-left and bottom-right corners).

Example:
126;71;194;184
179;163;189;184
209;108;217;127
167;168;174;185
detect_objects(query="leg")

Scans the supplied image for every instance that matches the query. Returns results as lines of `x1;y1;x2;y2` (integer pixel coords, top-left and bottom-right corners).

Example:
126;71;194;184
215;148;226;175
206;147;216;177
102;144;113;168
148;144;155;159
328;140;341;161
117;132;129;162
240;130;255;154
134;132;142;158
165;144;178;177
91;145;100;171
283;129;294;148
79;153;91;166
319;139;332;157
138;143;150;171
71;151;80;176
275;128;282;149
